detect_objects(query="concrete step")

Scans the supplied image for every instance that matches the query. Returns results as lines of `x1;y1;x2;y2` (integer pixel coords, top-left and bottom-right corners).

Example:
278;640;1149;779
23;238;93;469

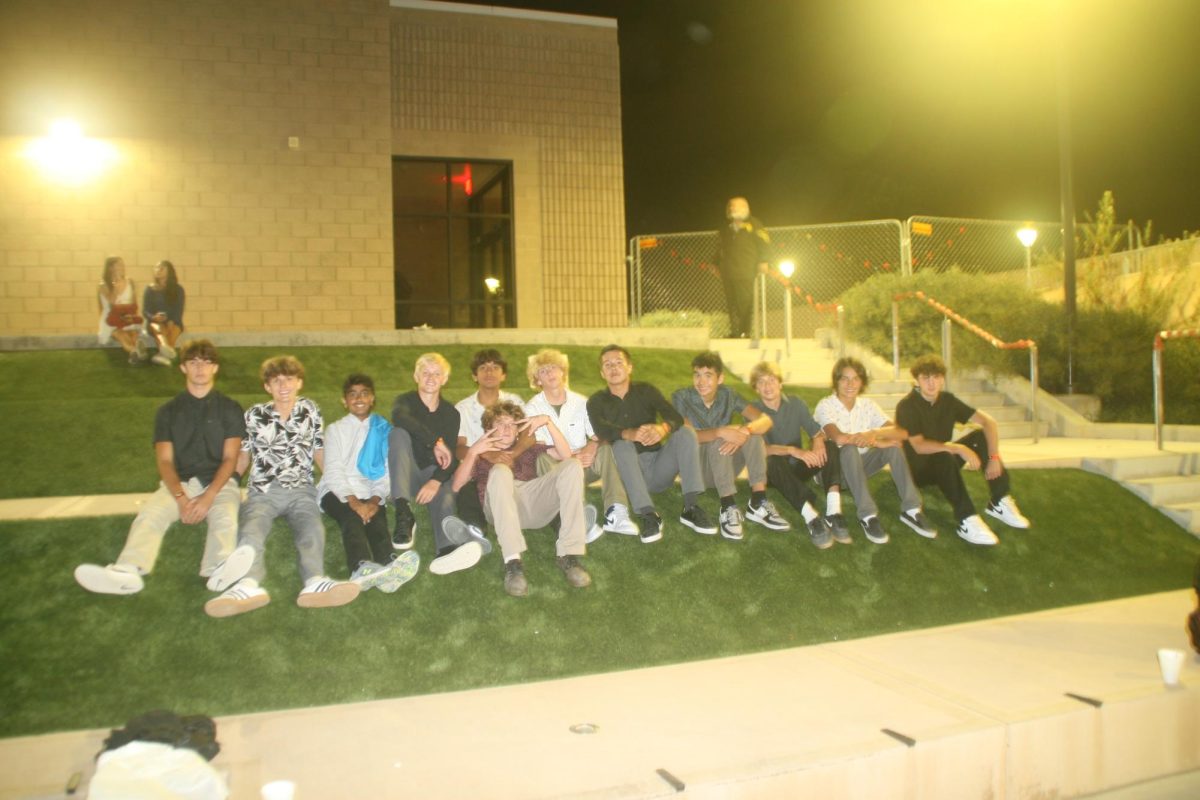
1161;501;1200;533
1082;453;1191;481
994;420;1051;440
1124;475;1200;506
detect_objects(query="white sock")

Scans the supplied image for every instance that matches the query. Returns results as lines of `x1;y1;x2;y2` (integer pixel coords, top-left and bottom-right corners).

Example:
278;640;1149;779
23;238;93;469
825;490;841;516
800;502;820;523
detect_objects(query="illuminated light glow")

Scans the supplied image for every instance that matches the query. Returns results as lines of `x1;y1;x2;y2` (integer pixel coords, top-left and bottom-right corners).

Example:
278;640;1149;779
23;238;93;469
483;276;501;294
1016;226;1039;248
778;259;796;278
25;118;118;185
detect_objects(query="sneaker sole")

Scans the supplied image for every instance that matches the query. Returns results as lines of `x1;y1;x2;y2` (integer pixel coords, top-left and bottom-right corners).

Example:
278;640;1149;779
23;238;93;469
429;541;483;575
603;523;640;535
639;530;663;544
205;592;270;618
680;518;717;535
206;545;256;592
74;565;143;595
297;582;360;609
385;552;421;587
585;525;605;545
985;507;1030;529
898;515;937;539
720;527;744;541
745;512;791;531
392;537;415;551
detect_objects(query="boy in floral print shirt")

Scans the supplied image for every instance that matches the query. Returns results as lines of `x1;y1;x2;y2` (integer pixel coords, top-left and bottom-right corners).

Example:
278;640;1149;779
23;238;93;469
205;355;360;617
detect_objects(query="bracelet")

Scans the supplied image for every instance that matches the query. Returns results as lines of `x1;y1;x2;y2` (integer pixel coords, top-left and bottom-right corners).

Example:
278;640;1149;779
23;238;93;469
989;454;1001;461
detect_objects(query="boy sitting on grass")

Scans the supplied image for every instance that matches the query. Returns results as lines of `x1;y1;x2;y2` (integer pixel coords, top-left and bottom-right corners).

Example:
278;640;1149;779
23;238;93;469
205;356;359;617
75;339;246;595
318;373;420;593
671;351;790;541
452;401;592;598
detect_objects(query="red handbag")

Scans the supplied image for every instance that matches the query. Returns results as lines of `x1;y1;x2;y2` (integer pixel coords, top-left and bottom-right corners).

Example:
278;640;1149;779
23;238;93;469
106;303;144;327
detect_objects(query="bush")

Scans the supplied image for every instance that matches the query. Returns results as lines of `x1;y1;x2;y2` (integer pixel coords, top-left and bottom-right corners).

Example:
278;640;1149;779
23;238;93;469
840;270;1200;424
634;308;730;338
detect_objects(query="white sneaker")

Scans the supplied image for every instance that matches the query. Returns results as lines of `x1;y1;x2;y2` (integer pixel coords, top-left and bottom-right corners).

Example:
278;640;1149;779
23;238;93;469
205;544;255;592
956;515;999;546
74;563;144;595
584;504;604;544
719;505;744;540
602;503;639;536
159;342;177;360
205;578;270;617
150;353;172;366
296;576;360;609
986;495;1030;529
429;540;483;575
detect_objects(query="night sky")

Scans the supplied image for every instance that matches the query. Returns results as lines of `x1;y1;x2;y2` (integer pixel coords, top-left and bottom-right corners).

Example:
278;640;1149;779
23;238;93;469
447;0;1200;240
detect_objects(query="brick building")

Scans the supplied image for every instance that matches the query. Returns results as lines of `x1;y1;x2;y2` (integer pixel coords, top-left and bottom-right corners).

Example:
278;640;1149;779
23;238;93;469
0;0;627;336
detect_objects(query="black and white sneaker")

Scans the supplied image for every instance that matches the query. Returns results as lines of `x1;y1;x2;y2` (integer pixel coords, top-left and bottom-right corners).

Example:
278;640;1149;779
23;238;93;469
719;505;744;540
826;513;852;544
807;517;834;550
860;516;889;544
680;505;717;535
898;509;937;539
603;503;639;535
392;505;415;550
745;499;791;531
638;511;663;543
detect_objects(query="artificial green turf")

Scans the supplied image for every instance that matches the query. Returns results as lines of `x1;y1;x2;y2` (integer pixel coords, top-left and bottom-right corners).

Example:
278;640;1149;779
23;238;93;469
2;469;1196;738
1;345;767;498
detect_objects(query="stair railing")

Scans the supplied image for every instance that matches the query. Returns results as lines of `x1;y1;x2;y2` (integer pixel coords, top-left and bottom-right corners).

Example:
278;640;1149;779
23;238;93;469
893;291;1040;443
1152;328;1200;450
753;272;845;359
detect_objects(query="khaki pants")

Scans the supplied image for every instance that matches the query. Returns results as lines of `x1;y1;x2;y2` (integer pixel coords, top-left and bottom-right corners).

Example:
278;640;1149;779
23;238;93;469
484;459;587;561
117;477;241;577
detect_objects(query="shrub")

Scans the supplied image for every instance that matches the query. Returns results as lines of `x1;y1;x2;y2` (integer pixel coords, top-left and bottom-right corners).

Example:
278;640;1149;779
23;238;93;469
634;308;731;338
840;270;1200;423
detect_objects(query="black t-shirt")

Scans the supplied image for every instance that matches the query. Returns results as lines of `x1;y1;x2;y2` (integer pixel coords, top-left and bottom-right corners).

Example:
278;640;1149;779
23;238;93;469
153;390;246;485
894;387;975;462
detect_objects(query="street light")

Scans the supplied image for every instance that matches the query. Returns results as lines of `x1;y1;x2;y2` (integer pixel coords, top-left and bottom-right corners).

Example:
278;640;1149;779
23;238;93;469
1016;226;1038;288
778;260;795;356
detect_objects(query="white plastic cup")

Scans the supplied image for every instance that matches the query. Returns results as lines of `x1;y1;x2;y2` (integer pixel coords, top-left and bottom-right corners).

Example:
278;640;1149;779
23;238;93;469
1157;648;1185;686
261;780;296;800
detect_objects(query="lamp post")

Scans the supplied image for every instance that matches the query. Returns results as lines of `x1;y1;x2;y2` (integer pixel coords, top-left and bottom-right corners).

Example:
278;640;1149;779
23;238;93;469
1016;226;1038;288
778;259;795;357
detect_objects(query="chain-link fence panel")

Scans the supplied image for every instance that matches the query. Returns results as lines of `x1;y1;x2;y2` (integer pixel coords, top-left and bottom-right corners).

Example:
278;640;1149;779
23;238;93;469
630;220;903;337
907;216;1063;291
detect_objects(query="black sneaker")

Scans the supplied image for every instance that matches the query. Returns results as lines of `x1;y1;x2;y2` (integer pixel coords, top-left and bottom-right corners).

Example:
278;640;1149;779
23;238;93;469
898;509;937;539
826;513;852;544
807;517;834;550
680;505;717;535
504;559;528;597
638;511;663;544
860;515;889;544
392;505;415;550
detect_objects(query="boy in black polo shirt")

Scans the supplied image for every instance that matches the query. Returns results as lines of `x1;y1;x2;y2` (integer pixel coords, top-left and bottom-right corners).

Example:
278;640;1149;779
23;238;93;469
894;355;1030;546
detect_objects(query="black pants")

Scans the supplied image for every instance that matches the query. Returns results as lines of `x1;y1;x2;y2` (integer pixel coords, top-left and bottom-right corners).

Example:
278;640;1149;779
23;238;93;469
455;480;487;530
907;429;1009;522
765;438;843;513
320;493;392;572
722;269;756;338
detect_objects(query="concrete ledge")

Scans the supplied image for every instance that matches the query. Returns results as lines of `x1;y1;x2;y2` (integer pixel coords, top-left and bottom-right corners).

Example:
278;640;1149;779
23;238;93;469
0;328;710;352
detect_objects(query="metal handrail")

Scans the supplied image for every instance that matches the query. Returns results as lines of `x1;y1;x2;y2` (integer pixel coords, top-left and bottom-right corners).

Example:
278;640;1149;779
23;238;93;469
1152;328;1200;450
892;291;1040;443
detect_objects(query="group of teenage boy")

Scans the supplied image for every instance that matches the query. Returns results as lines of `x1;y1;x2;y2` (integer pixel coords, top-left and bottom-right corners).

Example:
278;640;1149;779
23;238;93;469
74;339;1031;609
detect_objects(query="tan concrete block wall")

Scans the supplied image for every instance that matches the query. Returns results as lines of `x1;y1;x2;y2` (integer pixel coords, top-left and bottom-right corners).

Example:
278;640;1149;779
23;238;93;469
390;8;628;328
0;0;394;336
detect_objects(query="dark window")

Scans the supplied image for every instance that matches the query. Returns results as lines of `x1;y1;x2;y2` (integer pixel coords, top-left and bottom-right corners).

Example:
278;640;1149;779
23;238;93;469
392;158;514;329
